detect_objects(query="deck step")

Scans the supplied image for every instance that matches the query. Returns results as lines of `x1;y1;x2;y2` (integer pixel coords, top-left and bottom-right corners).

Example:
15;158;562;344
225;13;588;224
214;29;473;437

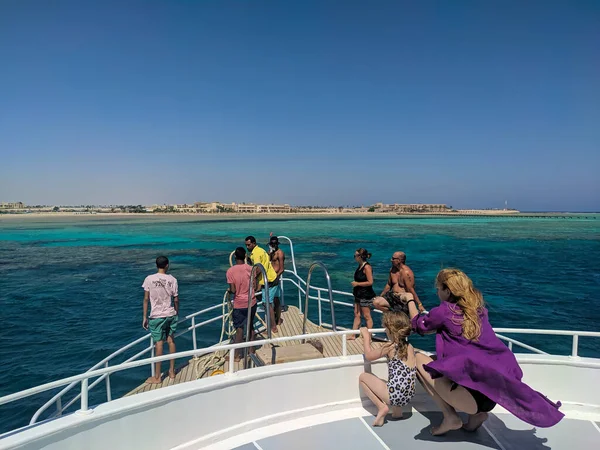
256;342;324;365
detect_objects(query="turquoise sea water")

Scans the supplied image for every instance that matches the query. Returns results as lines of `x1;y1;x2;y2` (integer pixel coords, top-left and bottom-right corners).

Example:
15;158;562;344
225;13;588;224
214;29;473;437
0;215;599;433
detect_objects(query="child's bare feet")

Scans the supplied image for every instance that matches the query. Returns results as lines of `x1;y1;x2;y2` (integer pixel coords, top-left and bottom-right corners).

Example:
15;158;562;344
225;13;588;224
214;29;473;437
463;412;488;432
168;369;176;379
145;376;162;384
391;406;404;420
373;405;389;427
347;335;356;341
430;413;463;436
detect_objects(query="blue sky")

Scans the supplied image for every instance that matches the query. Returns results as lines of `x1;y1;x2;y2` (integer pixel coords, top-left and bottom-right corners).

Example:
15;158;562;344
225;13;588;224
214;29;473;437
1;1;598;211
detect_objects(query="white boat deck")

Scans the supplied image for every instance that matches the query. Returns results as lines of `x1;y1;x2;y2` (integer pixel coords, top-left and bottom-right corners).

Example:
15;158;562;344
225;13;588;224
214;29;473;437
220;405;600;450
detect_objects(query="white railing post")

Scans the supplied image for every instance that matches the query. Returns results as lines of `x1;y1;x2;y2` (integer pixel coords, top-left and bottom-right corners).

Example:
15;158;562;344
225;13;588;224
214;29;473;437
572;335;579;357
192;317;198;359
105;362;112;402
318;290;323;326
508;341;513;351
56;397;62;417
77;378;92;415
227;346;236;375
150;340;155;377
298;288;302;312
341;333;348;358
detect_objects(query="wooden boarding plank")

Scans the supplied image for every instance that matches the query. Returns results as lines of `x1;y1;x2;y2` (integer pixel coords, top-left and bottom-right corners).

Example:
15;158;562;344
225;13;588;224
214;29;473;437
124;305;392;398
279;314;295;345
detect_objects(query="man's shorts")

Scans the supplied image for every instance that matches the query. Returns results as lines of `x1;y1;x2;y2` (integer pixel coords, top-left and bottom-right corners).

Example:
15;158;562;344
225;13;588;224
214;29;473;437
232;304;258;330
148;315;178;342
261;282;281;304
383;292;414;315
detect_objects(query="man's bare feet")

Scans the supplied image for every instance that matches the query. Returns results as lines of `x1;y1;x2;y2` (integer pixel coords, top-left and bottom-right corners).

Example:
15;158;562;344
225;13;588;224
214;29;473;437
373;405;389;427
168;369;176;379
463;412;488;432
430;414;463;436
145;376;162;384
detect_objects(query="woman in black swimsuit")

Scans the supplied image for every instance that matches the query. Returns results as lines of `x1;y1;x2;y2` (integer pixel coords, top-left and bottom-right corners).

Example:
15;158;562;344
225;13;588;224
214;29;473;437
349;248;376;339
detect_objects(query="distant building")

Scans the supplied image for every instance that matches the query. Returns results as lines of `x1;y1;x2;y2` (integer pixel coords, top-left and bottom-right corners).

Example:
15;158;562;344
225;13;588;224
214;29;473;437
257;204;291;213
173;204;195;212
188;202;292;213
0;202;25;209
372;203;450;213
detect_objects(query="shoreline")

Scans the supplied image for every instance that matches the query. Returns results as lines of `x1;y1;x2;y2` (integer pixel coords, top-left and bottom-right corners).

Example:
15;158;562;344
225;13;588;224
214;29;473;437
0;211;597;223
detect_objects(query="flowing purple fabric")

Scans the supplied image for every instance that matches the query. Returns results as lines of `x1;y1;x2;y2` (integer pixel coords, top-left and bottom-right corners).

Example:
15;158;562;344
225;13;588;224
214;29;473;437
412;302;564;427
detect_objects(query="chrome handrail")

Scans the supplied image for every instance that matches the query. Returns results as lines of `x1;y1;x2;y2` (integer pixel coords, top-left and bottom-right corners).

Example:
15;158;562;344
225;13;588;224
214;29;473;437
303;262;336;334
275;235;297;276
246;263;272;368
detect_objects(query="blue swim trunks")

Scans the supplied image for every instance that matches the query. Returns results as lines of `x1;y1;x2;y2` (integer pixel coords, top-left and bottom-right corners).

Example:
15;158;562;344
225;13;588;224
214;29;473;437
261;283;281;304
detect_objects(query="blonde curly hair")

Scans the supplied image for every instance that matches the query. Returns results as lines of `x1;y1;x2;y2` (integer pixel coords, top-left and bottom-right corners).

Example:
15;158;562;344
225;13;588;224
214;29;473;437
436;268;484;341
382;311;411;359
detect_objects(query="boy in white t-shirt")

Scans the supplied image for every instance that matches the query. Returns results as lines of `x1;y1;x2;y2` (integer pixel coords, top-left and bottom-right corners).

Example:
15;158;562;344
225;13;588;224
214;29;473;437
142;256;179;384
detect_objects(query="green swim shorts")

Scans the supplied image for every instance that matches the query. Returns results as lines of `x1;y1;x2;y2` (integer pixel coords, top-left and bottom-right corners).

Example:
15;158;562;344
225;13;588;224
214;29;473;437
148;315;178;342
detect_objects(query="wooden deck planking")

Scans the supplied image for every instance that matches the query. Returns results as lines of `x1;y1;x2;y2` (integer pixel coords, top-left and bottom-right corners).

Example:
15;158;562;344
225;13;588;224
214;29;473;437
125;305;385;398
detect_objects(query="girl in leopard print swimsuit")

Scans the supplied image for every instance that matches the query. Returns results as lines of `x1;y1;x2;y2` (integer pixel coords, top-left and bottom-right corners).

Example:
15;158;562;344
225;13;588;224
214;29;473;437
359;312;417;427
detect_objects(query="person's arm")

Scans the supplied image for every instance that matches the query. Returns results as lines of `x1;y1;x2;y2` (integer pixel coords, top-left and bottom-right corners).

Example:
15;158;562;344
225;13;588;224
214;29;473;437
380;274;391;296
407;299;419;320
278;250;285;276
410;303;446;335
352;264;374;287
403;271;425;312
172;278;179;315
142;291;149;330
360;327;392;361
226;270;236;295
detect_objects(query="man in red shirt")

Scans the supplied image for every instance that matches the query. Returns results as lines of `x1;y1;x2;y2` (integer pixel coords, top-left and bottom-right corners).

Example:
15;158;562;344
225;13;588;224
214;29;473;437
226;247;258;361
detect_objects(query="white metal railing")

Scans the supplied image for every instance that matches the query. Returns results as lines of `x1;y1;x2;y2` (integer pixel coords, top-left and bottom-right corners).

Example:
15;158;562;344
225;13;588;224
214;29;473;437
3;328;382;415
22;234;600;426
29;236;306;424
30;302;227;424
2;326;600;426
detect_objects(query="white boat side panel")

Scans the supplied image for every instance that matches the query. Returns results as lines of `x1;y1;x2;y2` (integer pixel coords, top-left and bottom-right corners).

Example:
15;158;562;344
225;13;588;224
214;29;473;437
1;355;599;450
516;355;600;408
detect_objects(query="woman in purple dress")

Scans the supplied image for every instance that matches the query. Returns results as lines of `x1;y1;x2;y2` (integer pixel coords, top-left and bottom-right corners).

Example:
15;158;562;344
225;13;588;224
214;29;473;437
406;268;564;436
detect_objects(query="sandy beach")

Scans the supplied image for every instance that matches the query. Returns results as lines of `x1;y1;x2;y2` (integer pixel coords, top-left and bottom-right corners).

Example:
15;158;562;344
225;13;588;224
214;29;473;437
0;210;528;223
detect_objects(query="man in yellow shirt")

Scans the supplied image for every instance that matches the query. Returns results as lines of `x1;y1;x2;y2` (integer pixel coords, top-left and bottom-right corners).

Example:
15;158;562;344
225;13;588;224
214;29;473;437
245;235;279;333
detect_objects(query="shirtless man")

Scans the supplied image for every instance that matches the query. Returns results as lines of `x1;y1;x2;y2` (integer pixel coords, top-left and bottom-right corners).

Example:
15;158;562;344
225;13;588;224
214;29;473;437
268;235;286;325
373;252;425;314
